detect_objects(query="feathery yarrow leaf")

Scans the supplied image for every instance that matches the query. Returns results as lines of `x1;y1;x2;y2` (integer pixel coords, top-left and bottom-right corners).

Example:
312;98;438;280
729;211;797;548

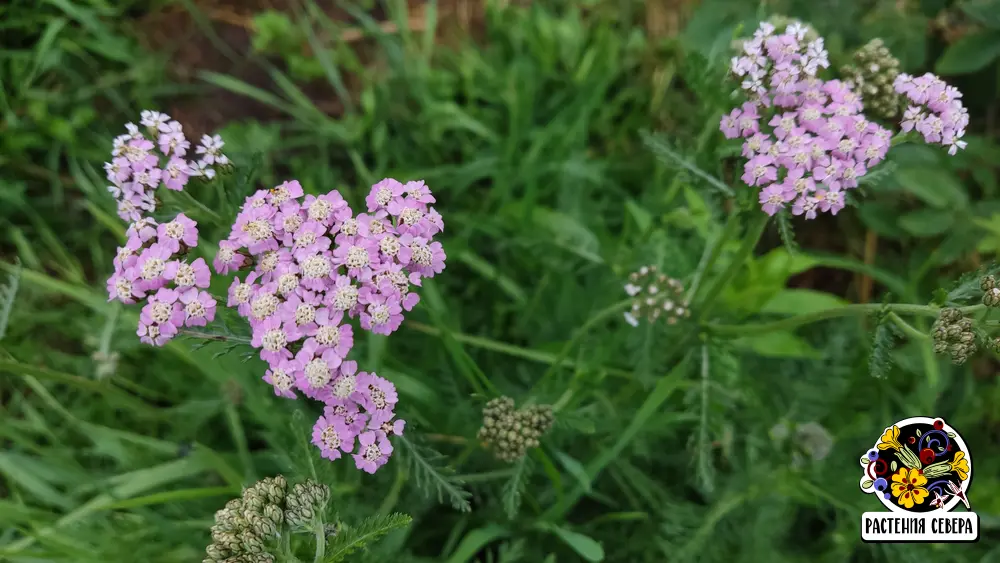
867;314;899;380
501;455;533;520
775;209;798;255
396;435;472;512
639;130;735;197
322;512;413;563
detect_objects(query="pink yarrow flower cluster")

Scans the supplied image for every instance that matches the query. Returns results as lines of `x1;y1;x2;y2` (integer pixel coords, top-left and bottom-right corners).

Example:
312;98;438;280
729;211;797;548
894;73;969;155
106;215;218;346
104;110;229;222
217;178;445;473
721;22;892;218
729;21;829;104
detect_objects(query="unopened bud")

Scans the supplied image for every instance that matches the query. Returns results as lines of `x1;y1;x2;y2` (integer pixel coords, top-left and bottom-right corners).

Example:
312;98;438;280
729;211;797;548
239;531;265;553
205;543;229;561
981;275;996;292
247;511;278;539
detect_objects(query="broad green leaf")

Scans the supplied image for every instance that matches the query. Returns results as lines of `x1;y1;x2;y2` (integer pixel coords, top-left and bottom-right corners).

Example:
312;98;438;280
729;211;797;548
894;168;967;209
536;523;605;562
0;453;73;510
760;289;848;315
553;451;592;493
962;0;1000;29
625;199;652;233
445;525;510;563
733;331;823;359
757;248;819;281
533;208;604;263
935;31;1000;75
898;209;956;237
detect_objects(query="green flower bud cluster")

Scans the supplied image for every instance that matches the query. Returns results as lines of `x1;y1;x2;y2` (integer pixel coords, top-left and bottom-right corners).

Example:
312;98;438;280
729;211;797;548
981;275;1000;307
840;39;903;120
477;397;555;463
204;475;330;563
932;308;977;365
284;480;330;530
624;265;690;327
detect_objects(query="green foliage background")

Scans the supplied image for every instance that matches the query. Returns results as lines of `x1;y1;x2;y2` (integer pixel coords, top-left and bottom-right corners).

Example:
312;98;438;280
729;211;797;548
2;0;1000;561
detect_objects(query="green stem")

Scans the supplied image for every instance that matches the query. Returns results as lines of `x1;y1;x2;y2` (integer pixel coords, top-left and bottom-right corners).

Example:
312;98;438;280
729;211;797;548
552;388;574;412
914;316;941;412
685;210;742;302
280;531;305;563
706;304;985;337
530;299;632;393
694;212;770;321
888;312;929;341
313;517;326;563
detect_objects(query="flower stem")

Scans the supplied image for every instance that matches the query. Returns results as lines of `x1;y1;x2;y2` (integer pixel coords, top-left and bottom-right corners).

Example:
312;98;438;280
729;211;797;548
179;328;251;344
313;517;326;563
529;299;632;394
685;210;742;302
888;312;929;341
694;212;770;321
705;304;984;337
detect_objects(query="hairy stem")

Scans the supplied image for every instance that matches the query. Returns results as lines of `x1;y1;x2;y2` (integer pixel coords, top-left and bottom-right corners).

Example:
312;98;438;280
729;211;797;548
705;304;984;337
179;328;251;344
313;516;326;563
888;312;929;341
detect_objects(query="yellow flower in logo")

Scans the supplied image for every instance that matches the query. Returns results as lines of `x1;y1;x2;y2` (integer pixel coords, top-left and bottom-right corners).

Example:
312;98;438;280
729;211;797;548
950;451;970;481
890;467;929;509
877;426;903;451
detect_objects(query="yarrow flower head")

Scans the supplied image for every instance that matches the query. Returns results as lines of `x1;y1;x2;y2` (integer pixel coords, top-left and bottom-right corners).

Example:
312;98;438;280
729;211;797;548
216;178;445;473
729;18;830;103
102;113;228;348
622;265;690;327
723;21;895;218
894;72;969;155
106;213;217;347
105;110;229;222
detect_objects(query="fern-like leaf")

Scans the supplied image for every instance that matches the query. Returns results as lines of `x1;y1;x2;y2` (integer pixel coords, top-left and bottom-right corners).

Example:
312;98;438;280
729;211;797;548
775;210;798;255
858;161;897;188
323;512;413;563
945;261;999;303
686;341;739;496
639;130;735;197
501;455;532;519
868;305;900;380
396;435;472;512
0;259;22;342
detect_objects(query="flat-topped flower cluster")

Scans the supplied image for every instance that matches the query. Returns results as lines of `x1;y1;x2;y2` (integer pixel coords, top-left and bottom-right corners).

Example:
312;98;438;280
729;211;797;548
105;110;228;222
216;178;446;473
107;215;218;345
722;21;966;218
101;110;448;474
104;111;229;346
895;72;969;155
723;22;892;218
